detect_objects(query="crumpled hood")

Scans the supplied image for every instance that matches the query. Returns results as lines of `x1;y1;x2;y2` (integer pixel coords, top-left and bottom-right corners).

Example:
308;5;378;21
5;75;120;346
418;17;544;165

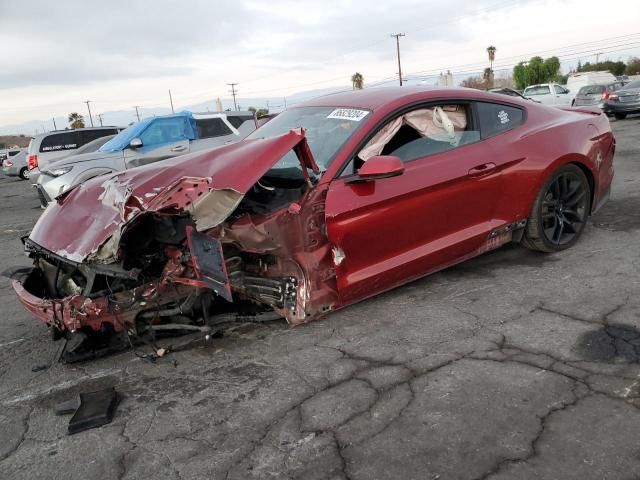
28;130;316;264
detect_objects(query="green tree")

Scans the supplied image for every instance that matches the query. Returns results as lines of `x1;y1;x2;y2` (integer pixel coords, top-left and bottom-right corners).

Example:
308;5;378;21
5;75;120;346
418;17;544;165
625;57;640;75
248;106;269;119
578;60;626;76
68;112;85;129
513;56;562;90
351;72;364;90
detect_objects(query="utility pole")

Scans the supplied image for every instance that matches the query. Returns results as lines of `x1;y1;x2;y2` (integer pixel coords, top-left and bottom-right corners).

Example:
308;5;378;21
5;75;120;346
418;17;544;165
97;114;104;126
84;100;94;127
52;118;57;130
168;89;174;113
390;33;406;86
283;97;287;109
596;51;603;63
133;106;141;122
227;83;239;111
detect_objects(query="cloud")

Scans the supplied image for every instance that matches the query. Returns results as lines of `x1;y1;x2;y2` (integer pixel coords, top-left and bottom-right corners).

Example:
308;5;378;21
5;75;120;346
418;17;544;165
0;0;483;89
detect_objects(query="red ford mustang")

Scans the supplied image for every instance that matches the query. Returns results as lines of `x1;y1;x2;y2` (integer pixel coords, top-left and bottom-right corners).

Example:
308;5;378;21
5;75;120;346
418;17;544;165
11;87;615;357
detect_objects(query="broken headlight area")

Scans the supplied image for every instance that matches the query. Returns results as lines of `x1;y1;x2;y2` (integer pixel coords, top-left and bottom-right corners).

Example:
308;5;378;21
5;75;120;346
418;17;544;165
12;194;308;362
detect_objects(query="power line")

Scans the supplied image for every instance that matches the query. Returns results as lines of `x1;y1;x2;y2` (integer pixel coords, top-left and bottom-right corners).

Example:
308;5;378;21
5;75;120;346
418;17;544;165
391;33;406;86
133;106;141;122
168;89;175;113
84;100;94;127
227;83;239;111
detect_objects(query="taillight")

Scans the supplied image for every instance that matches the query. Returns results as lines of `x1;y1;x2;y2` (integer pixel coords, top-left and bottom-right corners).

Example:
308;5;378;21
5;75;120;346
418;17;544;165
3;160;13;167
602;90;610;100
27;154;38;170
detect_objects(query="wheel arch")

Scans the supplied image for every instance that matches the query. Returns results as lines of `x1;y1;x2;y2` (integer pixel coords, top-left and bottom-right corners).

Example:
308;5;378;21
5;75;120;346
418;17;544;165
535;154;595;214
569;160;595;213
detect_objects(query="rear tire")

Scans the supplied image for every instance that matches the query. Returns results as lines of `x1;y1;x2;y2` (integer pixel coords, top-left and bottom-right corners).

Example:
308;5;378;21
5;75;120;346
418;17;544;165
19;167;29;180
522;164;590;253
614;113;627;120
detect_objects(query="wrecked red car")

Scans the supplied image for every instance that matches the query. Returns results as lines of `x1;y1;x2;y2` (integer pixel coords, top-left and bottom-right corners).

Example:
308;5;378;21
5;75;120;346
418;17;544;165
11;87;615;358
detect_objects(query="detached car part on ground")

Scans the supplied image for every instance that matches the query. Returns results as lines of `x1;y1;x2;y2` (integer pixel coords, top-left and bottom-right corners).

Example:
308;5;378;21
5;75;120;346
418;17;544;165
9;87;615;360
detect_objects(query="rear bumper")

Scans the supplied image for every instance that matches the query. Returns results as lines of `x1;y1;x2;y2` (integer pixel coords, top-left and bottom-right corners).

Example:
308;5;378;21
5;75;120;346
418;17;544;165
603;102;640;114
2;166;19;176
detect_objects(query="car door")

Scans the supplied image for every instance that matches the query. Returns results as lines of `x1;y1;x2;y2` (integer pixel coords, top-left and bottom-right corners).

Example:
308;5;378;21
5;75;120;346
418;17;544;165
324;102;506;304
553;84;572;106
124;117;191;169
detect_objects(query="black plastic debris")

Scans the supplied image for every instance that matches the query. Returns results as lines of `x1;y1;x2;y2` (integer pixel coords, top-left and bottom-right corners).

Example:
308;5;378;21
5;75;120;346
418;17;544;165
54;397;81;416
67;387;119;435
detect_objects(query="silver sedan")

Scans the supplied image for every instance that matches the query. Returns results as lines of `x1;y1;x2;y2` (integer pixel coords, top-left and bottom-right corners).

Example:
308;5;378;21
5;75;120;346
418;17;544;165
1;151;29;180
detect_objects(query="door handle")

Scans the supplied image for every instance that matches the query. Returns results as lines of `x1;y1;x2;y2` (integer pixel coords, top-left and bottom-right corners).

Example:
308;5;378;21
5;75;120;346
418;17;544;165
468;163;496;177
171;145;187;152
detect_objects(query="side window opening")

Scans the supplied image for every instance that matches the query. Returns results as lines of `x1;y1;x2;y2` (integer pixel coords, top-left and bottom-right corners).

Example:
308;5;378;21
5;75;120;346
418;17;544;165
140;117;188;147
226;115;254;129
475;102;525;138
39;132;80;153
355;104;478;165
196;118;233;138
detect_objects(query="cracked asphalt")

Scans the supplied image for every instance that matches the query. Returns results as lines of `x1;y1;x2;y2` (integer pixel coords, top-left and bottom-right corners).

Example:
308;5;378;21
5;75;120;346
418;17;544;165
1;116;639;480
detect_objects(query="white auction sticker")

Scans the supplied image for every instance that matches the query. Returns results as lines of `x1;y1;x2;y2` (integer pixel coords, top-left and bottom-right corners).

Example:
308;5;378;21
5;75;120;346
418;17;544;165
327;108;369;122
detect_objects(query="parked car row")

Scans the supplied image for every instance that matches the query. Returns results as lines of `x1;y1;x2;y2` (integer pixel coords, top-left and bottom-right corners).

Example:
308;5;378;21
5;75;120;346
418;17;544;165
523;71;619;107
33;111;257;207
520;71;639;120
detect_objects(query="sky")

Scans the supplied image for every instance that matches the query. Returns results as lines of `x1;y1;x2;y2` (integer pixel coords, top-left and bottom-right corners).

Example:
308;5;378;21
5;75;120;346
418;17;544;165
1;0;639;131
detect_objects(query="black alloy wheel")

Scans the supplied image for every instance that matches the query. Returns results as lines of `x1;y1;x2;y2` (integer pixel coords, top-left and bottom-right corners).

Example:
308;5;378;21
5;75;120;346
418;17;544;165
522;164;591;252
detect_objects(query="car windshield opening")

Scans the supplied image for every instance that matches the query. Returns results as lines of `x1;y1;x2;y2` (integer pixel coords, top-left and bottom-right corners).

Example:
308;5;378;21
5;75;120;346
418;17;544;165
245;106;370;179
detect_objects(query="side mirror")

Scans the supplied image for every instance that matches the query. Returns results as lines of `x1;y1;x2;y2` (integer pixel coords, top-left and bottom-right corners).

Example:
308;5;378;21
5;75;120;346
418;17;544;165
356;155;404;180
129;137;143;149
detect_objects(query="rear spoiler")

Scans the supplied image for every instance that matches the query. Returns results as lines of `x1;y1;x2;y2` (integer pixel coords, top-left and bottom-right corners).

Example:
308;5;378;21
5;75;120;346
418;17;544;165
558;106;603;116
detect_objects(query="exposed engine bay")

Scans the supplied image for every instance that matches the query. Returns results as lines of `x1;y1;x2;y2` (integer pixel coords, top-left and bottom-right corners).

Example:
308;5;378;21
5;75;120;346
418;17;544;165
12;165;334;362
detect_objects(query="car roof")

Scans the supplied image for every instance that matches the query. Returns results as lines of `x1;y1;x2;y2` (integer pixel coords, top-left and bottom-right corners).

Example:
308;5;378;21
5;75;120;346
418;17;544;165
32;126;121;140
293;86;516;111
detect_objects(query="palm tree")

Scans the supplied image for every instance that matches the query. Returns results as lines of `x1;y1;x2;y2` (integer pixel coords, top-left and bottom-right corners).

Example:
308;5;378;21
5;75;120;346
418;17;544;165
486;46;497;88
351;72;364;90
68;112;85;129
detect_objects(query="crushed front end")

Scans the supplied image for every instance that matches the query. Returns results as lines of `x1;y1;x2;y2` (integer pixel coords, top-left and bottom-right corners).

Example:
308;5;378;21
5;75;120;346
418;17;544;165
10;130;339;359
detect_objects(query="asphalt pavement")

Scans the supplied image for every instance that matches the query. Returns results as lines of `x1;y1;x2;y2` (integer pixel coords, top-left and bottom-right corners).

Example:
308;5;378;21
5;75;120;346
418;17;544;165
1;116;639;480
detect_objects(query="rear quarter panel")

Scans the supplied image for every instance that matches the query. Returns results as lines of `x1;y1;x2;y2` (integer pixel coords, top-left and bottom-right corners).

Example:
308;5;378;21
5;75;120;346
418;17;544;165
496;105;614;221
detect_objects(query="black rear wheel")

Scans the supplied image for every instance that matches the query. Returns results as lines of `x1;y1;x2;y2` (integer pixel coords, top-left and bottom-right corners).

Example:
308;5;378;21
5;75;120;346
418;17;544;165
522;164;590;252
614;113;627;120
19;167;30;180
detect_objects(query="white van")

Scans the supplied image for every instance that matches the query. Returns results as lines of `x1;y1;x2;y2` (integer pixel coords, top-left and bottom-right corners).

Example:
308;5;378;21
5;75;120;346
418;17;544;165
566;71;617;97
26;127;122;173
